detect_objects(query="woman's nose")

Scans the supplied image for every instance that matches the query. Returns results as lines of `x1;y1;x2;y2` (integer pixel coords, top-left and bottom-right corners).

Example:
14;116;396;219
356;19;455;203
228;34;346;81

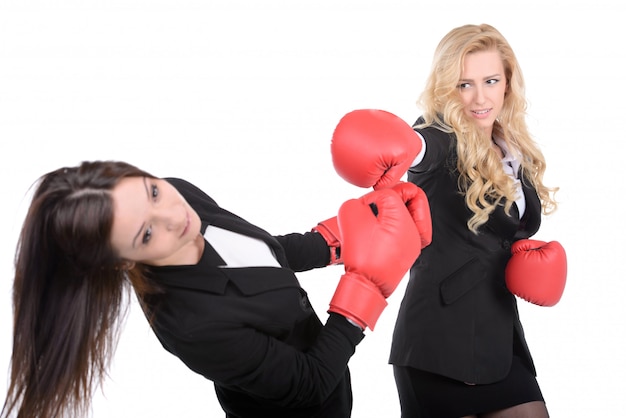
474;86;486;104
155;206;184;230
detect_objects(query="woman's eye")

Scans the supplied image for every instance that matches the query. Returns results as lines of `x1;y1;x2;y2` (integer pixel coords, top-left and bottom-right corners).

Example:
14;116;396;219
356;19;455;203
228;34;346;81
486;78;499;85
142;227;152;244
458;82;471;89
151;184;159;199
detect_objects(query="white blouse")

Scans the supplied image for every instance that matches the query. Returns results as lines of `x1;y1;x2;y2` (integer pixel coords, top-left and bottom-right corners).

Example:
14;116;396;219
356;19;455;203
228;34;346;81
204;225;281;268
493;136;525;218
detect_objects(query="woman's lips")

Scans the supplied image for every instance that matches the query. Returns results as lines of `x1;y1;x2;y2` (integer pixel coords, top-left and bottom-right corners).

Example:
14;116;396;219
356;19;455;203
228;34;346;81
180;212;190;237
471;108;492;119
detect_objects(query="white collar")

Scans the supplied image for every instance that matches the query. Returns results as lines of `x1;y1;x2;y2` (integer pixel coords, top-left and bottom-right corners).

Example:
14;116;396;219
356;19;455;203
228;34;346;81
493;136;521;177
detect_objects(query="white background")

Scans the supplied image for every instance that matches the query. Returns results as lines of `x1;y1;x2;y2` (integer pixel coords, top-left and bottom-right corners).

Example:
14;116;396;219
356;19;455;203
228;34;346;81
1;1;624;417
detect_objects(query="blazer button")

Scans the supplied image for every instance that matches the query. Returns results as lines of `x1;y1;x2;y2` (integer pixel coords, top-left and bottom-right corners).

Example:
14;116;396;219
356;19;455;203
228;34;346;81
502;240;512;250
300;295;312;311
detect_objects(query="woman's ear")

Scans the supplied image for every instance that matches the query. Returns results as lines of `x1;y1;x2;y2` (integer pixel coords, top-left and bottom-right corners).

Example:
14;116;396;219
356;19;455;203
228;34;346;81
116;261;136;271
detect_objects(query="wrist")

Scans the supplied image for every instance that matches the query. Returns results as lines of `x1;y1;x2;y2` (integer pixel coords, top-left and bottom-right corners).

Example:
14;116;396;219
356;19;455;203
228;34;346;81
312;216;342;265
328;273;387;330
345;317;365;330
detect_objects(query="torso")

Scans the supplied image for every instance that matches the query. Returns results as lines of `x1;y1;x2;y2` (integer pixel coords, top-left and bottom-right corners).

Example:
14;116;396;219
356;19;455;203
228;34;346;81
390;122;541;384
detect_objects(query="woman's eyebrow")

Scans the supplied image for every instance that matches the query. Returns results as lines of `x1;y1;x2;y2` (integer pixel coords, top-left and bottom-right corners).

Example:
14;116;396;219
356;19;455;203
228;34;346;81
131;177;149;248
459;73;501;83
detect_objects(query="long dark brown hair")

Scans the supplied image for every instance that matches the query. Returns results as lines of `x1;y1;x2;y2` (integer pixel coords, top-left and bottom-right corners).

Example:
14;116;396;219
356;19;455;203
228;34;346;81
2;161;158;418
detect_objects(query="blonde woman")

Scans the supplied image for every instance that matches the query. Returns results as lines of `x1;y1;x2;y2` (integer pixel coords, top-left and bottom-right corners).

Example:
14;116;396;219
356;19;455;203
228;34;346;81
330;24;564;417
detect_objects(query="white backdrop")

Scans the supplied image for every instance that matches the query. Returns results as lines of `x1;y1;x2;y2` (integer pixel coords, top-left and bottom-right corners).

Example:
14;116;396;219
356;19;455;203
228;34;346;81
1;1;624;417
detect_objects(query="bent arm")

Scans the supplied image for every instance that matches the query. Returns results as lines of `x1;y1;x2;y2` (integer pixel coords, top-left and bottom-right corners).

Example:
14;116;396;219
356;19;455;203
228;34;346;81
171;313;363;409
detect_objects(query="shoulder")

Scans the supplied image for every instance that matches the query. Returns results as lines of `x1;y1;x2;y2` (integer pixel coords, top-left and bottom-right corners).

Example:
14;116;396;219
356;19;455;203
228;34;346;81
165;177;218;206
411;116;456;173
413;116;454;143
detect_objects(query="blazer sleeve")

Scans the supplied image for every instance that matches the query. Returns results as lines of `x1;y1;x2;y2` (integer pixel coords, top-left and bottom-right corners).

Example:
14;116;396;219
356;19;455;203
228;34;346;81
409;124;455;175
274;231;330;272
167;312;364;409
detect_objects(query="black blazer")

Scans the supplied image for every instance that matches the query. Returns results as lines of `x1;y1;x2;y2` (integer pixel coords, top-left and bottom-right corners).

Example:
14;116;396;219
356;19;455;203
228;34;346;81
389;122;542;385
139;178;364;418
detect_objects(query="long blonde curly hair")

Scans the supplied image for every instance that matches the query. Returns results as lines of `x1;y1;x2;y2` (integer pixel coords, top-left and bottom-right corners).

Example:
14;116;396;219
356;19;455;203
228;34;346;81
416;23;558;232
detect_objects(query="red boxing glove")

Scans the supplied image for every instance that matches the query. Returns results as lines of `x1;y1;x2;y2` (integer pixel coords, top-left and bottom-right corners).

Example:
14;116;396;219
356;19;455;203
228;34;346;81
328;188;423;330
331;109;422;190
390;182;432;249
505;239;567;307
312;216;342;265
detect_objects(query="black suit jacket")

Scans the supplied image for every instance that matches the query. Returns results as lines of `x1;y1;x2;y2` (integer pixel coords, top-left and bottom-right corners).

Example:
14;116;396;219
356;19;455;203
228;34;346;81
389;123;542;384
139;178;364;418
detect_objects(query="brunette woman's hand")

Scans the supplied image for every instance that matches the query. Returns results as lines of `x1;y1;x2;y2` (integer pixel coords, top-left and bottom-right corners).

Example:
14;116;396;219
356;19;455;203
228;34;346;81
328;187;425;330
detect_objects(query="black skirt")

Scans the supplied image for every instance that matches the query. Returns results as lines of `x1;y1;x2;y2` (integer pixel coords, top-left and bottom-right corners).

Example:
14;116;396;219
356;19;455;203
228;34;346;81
393;355;544;418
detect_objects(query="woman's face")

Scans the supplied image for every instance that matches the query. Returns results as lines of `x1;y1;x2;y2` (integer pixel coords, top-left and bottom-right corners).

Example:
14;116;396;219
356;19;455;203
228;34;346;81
458;49;507;136
110;177;202;266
